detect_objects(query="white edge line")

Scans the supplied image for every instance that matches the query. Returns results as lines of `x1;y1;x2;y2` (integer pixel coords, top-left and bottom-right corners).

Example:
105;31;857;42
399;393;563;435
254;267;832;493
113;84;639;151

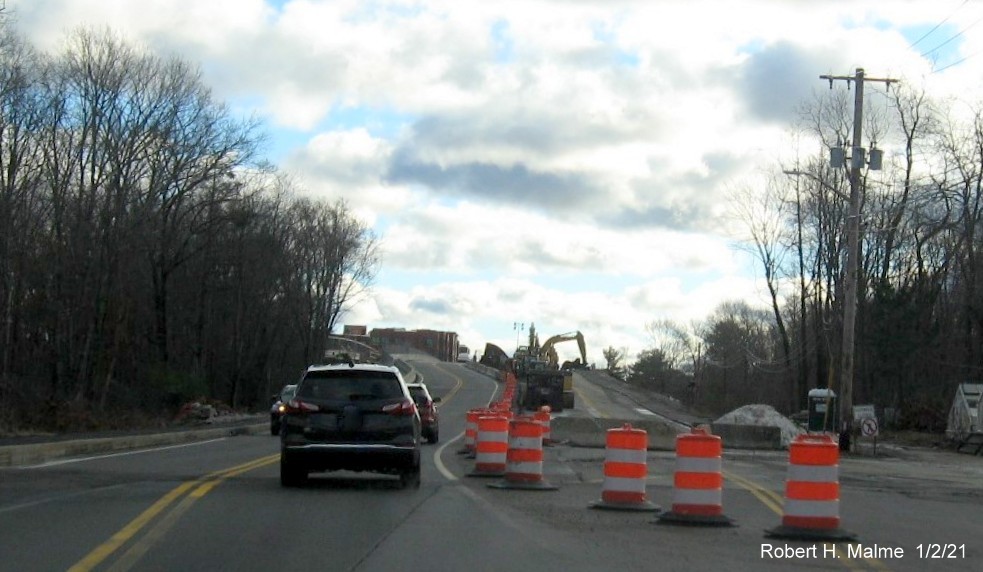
0;483;129;515
433;363;499;482
434;432;463;481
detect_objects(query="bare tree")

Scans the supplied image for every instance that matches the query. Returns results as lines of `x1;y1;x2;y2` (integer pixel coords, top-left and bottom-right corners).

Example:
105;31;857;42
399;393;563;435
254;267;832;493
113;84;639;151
731;176;796;411
286;198;379;364
0;30;46;412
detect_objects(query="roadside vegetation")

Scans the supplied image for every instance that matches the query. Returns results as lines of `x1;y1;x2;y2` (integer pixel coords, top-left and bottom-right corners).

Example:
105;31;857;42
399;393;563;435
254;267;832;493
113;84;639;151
620;84;983;434
4;20;982;437
0;27;378;432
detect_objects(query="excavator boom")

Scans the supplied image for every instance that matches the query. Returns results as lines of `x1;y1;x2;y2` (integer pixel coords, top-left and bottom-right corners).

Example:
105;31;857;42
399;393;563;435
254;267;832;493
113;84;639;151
539;331;587;367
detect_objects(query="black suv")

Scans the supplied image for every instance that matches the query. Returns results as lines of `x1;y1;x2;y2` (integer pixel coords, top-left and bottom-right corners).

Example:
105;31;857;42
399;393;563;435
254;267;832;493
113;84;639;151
279;363;422;488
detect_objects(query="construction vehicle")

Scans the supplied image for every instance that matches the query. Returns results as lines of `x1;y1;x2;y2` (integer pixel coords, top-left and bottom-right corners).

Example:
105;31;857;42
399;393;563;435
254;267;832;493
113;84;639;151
522;368;566;411
539;331;587;368
478;342;510;370
537;331;587;409
514;354;566;411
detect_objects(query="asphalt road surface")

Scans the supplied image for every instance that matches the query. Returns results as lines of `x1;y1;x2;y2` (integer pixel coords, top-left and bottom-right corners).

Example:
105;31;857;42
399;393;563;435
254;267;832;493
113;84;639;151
1;357;981;571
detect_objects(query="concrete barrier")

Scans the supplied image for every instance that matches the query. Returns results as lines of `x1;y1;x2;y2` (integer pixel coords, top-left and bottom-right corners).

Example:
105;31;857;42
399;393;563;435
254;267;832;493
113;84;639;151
710;423;783;450
550;418;785;451
0;422;268;467
551;417;682;450
464;362;501;380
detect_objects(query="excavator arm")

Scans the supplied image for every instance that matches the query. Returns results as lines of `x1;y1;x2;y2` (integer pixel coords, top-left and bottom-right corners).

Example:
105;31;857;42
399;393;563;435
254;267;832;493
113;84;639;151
539;331;587;367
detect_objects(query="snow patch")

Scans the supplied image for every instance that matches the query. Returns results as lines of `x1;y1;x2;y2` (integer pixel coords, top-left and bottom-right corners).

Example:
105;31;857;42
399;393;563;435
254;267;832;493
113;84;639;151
715;404;804;447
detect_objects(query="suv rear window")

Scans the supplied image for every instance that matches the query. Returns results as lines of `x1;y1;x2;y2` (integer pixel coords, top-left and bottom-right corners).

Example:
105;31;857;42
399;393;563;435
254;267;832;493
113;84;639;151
408;386;430;405
298;370;403;400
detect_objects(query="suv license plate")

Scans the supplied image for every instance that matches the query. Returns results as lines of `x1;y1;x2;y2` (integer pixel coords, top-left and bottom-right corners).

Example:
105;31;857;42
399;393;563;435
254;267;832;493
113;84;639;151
310;414;337;429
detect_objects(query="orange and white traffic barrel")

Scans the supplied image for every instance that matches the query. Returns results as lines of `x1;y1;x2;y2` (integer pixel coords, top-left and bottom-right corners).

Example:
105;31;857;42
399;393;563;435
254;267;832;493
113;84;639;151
658;427;733;526
489;416;558;491
534;406;552;446
590;424;660;511
766;434;856;540
460;408;487;457
469;414;509;477
492;400;512;414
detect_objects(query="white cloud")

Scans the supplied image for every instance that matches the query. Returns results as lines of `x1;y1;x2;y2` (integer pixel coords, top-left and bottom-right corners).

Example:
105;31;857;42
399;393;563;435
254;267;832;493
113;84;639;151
14;0;983;366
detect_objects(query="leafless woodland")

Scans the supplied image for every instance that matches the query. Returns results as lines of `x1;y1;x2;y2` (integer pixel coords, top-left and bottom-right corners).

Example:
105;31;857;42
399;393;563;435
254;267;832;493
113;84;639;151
634;83;983;431
0;29;377;430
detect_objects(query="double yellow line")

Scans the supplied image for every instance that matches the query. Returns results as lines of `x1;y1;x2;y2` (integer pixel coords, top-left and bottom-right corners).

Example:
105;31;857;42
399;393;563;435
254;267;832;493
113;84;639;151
69;454;279;572
724;470;889;572
431;363;465;408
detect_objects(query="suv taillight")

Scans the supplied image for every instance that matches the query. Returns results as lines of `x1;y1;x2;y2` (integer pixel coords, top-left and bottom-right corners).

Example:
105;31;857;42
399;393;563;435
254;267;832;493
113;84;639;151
286;398;320;414
382;399;417;416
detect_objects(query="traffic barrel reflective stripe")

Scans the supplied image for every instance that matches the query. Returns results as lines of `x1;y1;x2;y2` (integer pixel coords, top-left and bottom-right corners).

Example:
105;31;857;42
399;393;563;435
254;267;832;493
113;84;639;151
590;424;660;512
505;421;542;480
470;414;509;477
488;417;558;490
765;434;856;540
658;427;733;526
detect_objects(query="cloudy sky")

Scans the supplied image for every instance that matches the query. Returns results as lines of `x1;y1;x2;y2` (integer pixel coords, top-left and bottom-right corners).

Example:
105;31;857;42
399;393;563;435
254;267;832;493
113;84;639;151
10;0;983;364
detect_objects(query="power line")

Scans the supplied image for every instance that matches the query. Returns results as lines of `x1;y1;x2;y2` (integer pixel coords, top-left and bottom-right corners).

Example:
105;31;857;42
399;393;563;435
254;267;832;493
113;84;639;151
908;0;969;49
919;11;983;59
933;49;983;73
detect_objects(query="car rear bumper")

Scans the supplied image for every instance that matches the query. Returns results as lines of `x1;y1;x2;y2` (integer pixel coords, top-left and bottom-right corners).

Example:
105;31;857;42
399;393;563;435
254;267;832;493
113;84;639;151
283;443;419;473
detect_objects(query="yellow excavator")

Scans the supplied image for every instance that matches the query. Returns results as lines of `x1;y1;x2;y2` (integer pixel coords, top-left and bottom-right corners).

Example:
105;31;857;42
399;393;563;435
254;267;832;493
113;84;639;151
537;331;587;409
539;331;587;369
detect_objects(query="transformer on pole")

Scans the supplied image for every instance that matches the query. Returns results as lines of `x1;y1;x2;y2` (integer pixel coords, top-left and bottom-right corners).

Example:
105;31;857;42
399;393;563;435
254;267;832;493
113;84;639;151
819;68;898;451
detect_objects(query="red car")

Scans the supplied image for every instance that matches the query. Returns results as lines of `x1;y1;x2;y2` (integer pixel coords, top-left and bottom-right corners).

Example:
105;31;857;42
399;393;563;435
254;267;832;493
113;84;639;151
406;382;440;443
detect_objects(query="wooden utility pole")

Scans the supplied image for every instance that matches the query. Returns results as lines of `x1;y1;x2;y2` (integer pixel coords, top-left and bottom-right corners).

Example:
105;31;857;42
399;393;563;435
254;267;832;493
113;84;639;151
820;68;898;451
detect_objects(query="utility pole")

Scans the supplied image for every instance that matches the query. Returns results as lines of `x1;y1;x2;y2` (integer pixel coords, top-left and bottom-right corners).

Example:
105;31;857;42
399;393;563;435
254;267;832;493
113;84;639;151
820;68;898;451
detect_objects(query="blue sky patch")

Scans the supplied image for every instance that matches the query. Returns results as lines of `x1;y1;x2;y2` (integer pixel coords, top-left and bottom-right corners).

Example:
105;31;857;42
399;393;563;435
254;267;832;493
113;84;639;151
902;22;964;67
491;20;514;63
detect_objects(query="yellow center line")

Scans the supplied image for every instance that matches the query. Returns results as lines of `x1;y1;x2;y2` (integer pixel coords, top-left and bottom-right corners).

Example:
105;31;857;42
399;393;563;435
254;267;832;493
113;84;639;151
67;480;200;572
432;363;465;408
69;453;279;572
722;470;785;515
723;469;888;572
